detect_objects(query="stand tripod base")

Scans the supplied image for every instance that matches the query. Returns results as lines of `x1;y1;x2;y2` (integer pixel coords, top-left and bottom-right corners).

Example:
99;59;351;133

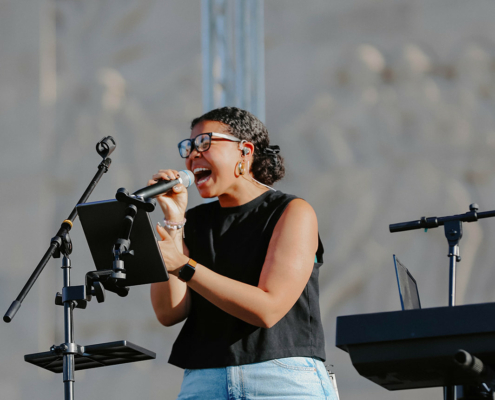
24;340;155;373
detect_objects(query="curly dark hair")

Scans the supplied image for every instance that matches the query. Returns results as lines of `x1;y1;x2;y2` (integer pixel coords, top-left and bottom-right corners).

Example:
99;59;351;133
190;107;285;185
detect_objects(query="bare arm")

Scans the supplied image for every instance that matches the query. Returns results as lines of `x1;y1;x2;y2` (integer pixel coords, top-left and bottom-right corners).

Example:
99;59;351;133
150;229;191;326
158;199;318;328
148;169;191;327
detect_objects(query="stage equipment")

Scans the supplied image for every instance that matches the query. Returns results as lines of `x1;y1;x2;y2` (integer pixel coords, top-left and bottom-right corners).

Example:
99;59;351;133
4;137;162;400
336;303;495;390
77;198;169;292
337;204;495;400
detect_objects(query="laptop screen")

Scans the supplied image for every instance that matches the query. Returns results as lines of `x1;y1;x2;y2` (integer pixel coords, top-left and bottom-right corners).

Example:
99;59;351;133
394;255;421;310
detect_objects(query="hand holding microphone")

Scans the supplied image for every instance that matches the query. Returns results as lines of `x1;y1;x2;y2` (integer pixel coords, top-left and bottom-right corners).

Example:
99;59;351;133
139;169;194;220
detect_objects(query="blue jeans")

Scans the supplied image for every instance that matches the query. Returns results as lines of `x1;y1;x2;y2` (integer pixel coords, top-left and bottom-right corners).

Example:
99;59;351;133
176;357;339;399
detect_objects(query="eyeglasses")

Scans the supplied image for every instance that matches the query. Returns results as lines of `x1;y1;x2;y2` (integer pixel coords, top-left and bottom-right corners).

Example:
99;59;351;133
178;132;241;158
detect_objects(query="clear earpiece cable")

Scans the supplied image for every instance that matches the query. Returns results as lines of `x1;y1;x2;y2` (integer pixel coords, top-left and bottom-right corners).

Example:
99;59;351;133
252;178;276;191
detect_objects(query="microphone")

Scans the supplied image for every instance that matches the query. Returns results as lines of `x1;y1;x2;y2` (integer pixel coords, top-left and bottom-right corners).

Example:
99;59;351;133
132;170;195;199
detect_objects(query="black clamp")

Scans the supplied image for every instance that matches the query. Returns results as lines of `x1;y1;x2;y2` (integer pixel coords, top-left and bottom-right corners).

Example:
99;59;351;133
96;136;116;159
51;232;73;259
85;270;129;302
115;188;156;212
55;285;87;309
110;188;154;285
444;220;463;262
419;216;439;230
465;203;479;223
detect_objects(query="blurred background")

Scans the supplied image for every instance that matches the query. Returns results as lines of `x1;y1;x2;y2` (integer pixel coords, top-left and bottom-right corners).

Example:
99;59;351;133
3;0;495;399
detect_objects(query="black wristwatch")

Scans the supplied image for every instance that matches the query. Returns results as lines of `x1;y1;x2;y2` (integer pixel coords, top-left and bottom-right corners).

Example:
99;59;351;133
178;259;197;282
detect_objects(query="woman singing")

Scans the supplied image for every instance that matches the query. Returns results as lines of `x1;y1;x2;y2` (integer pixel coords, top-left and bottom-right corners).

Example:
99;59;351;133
150;107;337;399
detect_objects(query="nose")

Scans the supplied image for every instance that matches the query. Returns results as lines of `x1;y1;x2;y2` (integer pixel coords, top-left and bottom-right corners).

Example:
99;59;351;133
186;145;201;164
189;146;200;158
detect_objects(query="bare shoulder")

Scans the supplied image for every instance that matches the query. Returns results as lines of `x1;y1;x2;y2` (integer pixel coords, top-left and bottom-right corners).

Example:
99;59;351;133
272;198;318;240
279;198;317;225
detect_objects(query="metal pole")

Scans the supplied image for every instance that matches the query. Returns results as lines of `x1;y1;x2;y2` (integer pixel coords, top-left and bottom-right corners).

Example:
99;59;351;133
251;0;265;122
202;0;265;121
448;244;458;308
62;256;75;400
444;220;463;400
444;386;456;400
201;0;214;113
235;0;246;109
445;245;457;400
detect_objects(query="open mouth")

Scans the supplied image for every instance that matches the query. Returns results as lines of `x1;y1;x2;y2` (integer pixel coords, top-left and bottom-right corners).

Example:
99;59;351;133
193;167;212;186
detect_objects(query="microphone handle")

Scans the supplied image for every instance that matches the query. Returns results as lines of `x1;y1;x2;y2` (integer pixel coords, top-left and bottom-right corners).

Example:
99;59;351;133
133;178;180;199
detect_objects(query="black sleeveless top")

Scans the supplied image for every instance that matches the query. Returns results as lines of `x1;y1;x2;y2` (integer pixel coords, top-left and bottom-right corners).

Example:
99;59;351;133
168;190;326;369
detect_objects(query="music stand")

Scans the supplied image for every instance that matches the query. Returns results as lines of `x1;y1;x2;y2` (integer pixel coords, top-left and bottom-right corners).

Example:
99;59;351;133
77;199;169;287
24;197;169;400
25;340;155;373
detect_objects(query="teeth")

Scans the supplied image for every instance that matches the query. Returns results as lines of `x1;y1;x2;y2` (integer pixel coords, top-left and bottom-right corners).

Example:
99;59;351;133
197;175;210;184
193;167;211;174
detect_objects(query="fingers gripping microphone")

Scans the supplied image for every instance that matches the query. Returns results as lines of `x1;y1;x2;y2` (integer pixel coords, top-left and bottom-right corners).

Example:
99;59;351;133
133;170;195;199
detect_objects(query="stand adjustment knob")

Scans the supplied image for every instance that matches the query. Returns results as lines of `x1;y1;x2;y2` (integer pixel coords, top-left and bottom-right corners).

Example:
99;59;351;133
91;281;106;303
55;292;63;306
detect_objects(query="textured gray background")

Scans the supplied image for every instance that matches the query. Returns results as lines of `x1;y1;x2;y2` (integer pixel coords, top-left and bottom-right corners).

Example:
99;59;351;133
3;0;495;399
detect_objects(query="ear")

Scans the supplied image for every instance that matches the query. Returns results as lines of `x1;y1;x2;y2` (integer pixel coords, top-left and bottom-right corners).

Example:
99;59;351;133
241;141;255;159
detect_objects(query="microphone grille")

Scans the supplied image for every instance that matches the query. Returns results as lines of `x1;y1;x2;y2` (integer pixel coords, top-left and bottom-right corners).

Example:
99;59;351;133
179;170;195;188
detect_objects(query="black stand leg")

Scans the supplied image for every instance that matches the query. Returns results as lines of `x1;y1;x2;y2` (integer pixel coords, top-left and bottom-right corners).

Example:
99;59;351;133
445;386;457;400
62;255;75;400
443;220;463;400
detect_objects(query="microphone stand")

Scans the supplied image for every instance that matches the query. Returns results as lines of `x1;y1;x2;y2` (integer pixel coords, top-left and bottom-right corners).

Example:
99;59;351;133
390;203;495;400
3;137;116;400
4;137;116;323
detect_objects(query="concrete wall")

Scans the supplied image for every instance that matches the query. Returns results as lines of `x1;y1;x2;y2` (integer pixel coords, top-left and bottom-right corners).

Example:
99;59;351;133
2;1;495;399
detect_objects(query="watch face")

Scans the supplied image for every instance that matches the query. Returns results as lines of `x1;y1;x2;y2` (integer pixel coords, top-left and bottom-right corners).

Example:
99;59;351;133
179;263;196;282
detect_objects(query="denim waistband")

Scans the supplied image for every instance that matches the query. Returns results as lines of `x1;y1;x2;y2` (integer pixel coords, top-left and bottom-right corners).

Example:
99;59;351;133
177;357;339;400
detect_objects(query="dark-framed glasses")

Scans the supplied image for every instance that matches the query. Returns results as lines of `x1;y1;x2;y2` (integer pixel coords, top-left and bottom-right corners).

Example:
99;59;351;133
178;132;241;158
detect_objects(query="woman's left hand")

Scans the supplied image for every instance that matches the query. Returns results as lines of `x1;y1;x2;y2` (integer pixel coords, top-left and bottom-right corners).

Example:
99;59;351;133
156;223;189;276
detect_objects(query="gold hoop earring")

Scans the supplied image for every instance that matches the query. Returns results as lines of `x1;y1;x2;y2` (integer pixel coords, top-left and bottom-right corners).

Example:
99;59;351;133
237;160;246;175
